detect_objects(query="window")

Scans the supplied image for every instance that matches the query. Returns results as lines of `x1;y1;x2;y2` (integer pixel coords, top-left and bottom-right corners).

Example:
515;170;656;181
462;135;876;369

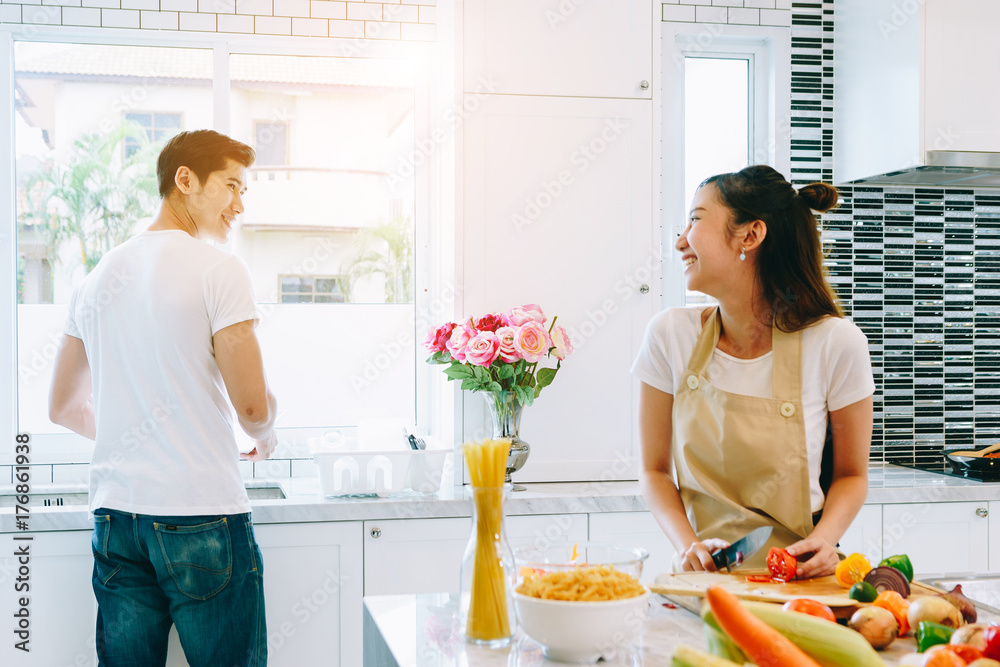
279;275;345;303
4;35;431;458
253;121;288;167
660;25;791;308
124;111;182;158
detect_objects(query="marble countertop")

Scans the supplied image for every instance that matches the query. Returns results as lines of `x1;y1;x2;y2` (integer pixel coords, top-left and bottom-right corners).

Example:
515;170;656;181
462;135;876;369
362;591;981;666
2;463;998;533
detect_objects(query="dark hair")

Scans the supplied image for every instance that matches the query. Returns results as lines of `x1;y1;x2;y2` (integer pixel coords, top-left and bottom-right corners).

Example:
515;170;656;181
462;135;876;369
157;130;255;198
701;164;842;332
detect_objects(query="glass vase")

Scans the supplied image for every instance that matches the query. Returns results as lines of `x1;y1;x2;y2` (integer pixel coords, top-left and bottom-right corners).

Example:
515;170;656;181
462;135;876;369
458;486;516;647
482;391;531;491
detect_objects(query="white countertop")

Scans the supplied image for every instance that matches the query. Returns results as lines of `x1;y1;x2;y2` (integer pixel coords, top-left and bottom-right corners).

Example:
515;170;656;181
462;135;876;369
2;463;998;533
362;590;991;667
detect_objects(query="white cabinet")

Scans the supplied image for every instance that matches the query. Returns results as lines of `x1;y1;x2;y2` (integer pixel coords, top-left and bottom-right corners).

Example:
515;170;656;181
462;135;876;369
462;93;654;483
463;0;652;99
364;517;470;596
588;511;676;584
840;504;882;566
363;514;589;596
835;0;1000;181
166;521;364;667
988;502;1000;573
882;502;989;576
924;0;1000;153
0;531;96;666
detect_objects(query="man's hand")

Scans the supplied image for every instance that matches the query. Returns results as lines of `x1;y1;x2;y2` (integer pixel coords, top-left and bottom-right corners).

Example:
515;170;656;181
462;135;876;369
241;432;277;462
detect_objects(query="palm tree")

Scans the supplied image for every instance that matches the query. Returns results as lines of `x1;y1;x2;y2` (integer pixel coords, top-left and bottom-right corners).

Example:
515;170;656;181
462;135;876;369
16;120;159;298
342;214;414;304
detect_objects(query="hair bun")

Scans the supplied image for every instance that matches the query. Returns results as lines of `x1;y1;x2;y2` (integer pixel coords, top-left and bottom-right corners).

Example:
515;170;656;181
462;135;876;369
797;182;839;213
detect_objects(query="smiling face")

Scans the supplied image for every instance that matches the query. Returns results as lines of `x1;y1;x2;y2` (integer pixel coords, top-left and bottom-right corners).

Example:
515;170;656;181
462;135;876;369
675;182;743;297
182;159;247;243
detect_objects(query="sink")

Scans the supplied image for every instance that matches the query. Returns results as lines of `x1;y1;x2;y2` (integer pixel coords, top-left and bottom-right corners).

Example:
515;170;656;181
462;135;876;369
922;575;1000;616
0;482;286;507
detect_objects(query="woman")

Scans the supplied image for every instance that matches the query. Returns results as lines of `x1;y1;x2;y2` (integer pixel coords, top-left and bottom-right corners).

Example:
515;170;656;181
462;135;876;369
632;165;874;578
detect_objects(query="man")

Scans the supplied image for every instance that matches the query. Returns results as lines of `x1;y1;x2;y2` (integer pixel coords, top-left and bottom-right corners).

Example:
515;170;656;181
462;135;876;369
49;129;277;666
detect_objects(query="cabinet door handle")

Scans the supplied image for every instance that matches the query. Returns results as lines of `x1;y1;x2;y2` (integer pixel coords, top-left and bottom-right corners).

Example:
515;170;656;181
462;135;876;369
976;508;988;519
639;284;650;294
639;80;650;90
370;527;382;538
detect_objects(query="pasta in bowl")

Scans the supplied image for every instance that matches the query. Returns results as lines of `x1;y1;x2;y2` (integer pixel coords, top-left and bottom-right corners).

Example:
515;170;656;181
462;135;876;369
512;543;651;663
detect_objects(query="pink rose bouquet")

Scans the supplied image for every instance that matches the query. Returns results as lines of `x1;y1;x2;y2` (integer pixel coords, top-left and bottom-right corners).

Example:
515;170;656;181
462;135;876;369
424;304;572;407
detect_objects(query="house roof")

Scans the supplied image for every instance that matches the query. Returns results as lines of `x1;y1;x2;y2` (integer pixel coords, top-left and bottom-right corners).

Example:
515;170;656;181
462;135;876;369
14;43;414;89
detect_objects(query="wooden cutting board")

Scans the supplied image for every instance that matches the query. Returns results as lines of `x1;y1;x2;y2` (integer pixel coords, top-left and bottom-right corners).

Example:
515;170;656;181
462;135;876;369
650;569;946;617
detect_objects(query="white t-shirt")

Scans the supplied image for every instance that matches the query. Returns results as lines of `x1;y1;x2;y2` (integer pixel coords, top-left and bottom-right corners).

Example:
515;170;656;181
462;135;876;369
65;230;259;516
631;307;875;512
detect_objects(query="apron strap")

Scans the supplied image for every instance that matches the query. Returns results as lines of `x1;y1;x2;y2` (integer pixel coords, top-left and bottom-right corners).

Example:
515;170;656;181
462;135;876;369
771;326;802;401
688;307;722;377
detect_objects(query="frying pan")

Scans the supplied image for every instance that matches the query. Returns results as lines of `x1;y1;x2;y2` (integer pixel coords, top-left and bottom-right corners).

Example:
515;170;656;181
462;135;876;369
945;443;1000;477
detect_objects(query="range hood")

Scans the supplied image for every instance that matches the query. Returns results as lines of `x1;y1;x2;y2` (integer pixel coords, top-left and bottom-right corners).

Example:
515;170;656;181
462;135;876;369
849;151;1000;188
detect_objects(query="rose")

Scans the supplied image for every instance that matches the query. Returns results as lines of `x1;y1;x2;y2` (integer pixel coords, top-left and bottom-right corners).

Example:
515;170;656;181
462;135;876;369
464;331;501;367
495;326;520;363
503;304;546;327
424;322;456;353
550;325;574;361
446;322;475;362
514;321;551;363
475;313;503;332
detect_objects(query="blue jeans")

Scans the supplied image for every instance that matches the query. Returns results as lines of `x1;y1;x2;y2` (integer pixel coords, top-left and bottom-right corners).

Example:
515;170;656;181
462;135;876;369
92;509;266;667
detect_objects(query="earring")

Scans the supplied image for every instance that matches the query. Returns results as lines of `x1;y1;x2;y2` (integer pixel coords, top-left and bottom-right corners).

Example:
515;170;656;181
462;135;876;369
739;248;746;261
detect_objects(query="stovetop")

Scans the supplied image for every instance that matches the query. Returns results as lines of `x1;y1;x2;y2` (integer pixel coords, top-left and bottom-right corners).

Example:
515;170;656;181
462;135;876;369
888;459;1000;482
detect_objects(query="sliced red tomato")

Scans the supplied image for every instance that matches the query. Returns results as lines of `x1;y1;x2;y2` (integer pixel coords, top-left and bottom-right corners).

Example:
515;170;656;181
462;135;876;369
766;547;798;582
781;598;837;623
744;574;773;583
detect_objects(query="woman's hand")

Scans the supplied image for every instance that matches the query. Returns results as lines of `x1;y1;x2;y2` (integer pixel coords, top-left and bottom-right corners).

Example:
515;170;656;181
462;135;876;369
785;536;839;578
680;538;731;572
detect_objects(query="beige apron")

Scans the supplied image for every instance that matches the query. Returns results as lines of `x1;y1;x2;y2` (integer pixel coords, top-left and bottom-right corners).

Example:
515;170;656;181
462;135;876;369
671;307;813;570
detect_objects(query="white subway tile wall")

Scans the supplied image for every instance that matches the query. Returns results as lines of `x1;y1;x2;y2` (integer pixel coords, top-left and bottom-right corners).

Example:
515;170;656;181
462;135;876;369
0;0;435;39
660;0;790;25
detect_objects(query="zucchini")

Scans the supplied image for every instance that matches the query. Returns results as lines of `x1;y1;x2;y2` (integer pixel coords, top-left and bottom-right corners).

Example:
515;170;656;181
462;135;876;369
701;606;750;663
702;600;887;667
672;643;747;667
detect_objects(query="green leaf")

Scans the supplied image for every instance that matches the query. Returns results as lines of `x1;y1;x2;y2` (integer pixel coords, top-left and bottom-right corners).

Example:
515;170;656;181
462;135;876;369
487;381;503;392
497;364;515;380
461;378;478;391
521;387;534;407
427;351;450;365
472;365;489;383
534;384;543;399
527;374;537;388
513;384;529;407
536;367;557;388
444;364;474;380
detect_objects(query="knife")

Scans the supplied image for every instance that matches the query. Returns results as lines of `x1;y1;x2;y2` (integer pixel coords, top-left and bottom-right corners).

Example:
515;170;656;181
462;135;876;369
711;526;773;572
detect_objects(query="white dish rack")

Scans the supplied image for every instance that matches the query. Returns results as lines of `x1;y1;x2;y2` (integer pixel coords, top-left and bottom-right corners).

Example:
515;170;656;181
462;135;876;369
311;447;449;497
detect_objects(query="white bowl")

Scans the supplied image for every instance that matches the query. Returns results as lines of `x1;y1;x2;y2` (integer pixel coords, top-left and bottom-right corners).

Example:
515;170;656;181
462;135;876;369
513;590;650;663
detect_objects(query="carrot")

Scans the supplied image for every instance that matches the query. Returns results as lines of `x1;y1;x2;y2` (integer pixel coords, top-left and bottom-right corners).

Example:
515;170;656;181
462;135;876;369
705;586;823;667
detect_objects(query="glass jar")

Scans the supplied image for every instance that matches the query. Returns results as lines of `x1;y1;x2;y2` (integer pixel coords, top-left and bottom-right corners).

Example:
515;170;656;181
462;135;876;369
458;486;516;647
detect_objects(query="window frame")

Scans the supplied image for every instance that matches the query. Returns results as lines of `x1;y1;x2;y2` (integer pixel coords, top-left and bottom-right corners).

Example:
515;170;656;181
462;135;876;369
659;23;791;310
123;110;184;159
0;26;439;463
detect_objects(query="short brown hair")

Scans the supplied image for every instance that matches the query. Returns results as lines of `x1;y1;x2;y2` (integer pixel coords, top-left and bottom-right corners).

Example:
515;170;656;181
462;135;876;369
157;130;255;198
701;165;842;332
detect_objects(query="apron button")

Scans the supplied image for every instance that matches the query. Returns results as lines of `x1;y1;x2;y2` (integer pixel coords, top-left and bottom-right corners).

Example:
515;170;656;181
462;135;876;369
686;375;700;390
780;402;796;418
